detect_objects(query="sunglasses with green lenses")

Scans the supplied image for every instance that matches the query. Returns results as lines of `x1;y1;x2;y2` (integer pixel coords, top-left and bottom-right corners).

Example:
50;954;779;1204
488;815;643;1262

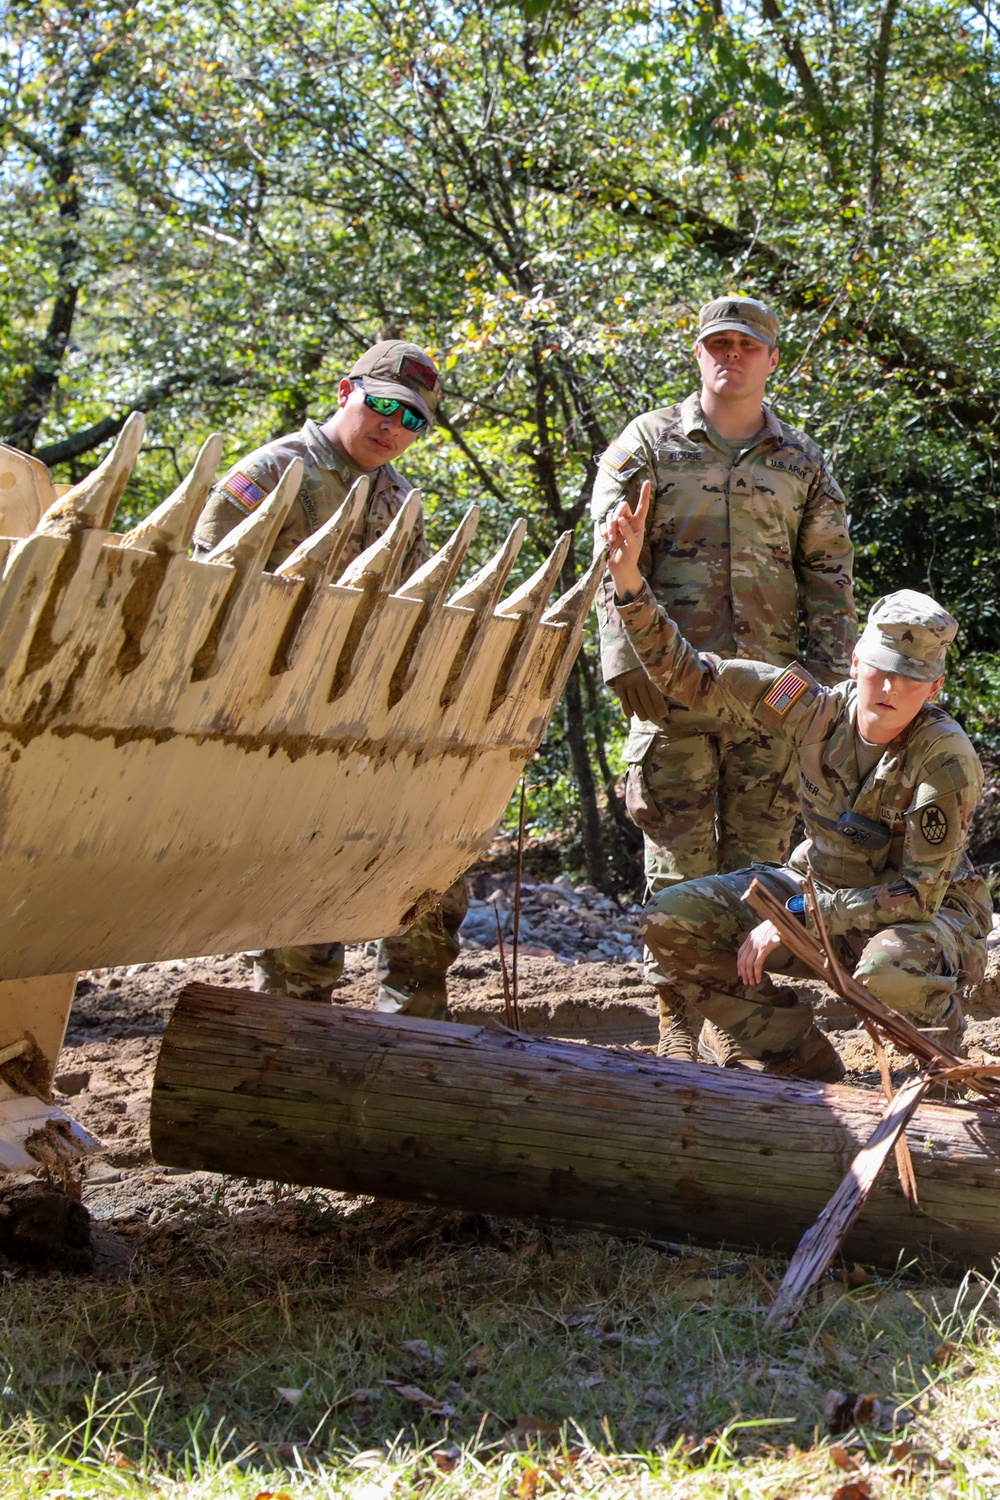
362;393;427;432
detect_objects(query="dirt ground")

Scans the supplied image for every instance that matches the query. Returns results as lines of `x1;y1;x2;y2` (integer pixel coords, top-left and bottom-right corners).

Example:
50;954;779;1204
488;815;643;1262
23;859;998;1280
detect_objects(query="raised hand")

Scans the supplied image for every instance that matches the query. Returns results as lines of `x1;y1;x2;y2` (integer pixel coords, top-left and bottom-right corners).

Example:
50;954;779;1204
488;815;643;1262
602;479;651;600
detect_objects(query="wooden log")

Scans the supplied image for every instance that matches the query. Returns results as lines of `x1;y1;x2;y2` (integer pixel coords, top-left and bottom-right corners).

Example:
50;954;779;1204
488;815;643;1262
150;984;1000;1271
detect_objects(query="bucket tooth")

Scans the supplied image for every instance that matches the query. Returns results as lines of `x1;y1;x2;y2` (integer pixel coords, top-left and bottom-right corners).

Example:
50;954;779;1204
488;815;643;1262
487;533;573;716
495;531;572;618
274;475;371;587
449;517;526;611
336;490;422;592
191;459;303;681
325;492;423;701
543;546;606;628
538;547;608;698
0;444;57;538
396;504;480;605
204;457;301;576
269;477;371;675
35;412;146;537
119;434;225;554
384;506;481;708
437;520;527;711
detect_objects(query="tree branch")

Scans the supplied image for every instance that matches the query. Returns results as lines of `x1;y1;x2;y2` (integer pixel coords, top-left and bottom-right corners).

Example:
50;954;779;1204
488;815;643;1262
31;367;244;468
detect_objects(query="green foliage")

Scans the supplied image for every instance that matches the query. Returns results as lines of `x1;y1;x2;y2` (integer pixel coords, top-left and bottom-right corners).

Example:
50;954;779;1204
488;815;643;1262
4;0;1000;855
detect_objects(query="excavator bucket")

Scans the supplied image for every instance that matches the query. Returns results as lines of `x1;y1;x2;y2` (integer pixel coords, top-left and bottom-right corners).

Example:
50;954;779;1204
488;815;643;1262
0;417;602;1167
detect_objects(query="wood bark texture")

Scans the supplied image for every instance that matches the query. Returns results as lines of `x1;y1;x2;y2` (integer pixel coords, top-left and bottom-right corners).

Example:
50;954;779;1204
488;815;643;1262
151;983;1000;1271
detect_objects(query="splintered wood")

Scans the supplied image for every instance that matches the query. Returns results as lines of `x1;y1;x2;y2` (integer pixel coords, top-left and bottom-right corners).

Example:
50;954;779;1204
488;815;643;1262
743;876;1000;1328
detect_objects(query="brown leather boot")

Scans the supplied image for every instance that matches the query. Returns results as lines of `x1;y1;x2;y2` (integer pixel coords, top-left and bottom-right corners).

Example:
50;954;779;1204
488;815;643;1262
655;986;698;1062
698;1019;845;1083
761;1026;845;1083
697;1019;760;1069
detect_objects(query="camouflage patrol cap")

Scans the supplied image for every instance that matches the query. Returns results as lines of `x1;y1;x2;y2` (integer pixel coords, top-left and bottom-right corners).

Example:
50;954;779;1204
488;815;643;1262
856;589;957;682
697;295;779;347
348;340;442;426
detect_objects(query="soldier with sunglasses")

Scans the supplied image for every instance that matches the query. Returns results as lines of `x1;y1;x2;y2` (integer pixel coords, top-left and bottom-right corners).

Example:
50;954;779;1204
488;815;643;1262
193;340;439;568
193;339;468;1018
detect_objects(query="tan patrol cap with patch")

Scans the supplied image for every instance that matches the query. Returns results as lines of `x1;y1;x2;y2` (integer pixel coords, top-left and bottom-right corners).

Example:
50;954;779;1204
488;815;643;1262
856;589;958;682
348;340;442;426
697;295;779;347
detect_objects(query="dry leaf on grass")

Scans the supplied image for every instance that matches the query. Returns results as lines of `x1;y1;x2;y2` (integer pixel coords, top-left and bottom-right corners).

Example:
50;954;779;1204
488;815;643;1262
385;1381;456;1417
829;1444;860;1472
831;1483;873;1500
517;1462;563;1497
464;1342;491;1376
515;1414;560;1437
274;1386;303;1404
399;1338;445;1366
832;1263;874;1288
823;1389;883;1434
820;1332;843;1365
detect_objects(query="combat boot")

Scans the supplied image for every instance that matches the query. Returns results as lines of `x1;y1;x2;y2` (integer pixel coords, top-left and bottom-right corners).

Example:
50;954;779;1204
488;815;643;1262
698;1018;845;1083
760;1026;845;1083
654;986;698;1062
697;1019;758;1069
378;979;449;1021
919;995;966;1053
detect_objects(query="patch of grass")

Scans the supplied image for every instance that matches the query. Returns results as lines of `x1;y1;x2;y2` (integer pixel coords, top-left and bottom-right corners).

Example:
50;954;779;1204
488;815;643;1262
1;1195;999;1495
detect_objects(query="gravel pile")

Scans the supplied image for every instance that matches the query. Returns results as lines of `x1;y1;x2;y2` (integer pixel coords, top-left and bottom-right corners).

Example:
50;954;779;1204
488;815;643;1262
462;872;643;964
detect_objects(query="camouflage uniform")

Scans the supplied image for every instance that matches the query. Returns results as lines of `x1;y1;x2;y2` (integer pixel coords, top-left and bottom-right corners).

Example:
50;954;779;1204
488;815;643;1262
194;361;466;1017
615;584;991;1063
592;398;855;988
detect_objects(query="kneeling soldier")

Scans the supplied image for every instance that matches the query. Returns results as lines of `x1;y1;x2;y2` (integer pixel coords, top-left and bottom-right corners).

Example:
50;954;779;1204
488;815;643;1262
602;484;991;1081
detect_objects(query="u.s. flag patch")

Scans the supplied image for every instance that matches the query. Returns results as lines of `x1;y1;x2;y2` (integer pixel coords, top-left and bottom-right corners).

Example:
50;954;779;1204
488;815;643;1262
600;443;635;472
223;471;268;511
762;668;810;715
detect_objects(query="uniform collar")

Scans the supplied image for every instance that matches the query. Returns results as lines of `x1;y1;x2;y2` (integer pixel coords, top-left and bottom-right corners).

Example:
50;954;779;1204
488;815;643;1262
681;393;781;443
301;418;372;482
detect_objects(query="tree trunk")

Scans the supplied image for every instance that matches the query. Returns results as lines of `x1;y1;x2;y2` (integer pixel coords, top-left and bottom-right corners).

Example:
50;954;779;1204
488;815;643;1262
561;658;605;889
151;984;1000;1272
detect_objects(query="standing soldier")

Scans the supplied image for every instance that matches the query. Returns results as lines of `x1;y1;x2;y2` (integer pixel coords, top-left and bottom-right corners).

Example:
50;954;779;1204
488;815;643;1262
591;296;856;1059
194;340;467;1019
602;484;990;1082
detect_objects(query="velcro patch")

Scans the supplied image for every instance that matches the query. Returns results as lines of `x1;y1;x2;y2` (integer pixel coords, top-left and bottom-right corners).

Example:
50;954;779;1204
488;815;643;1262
223;471;268;511
762;668;810;715
919;804;949;846
600;443;636;472
398;354;438;392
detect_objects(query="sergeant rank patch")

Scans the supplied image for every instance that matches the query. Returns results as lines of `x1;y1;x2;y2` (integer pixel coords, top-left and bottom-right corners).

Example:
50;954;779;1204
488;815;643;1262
919;804;948;845
762;668;810;715
223;471;268;511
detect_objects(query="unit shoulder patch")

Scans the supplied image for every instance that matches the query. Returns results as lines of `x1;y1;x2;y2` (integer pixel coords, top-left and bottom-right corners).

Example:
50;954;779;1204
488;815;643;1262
919;804;949;846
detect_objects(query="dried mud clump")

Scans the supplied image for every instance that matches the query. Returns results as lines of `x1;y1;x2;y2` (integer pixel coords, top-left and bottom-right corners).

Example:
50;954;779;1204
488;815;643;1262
0;1178;93;1272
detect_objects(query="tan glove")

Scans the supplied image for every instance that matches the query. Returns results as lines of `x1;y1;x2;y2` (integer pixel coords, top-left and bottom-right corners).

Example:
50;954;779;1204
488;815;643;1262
611;667;670;724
